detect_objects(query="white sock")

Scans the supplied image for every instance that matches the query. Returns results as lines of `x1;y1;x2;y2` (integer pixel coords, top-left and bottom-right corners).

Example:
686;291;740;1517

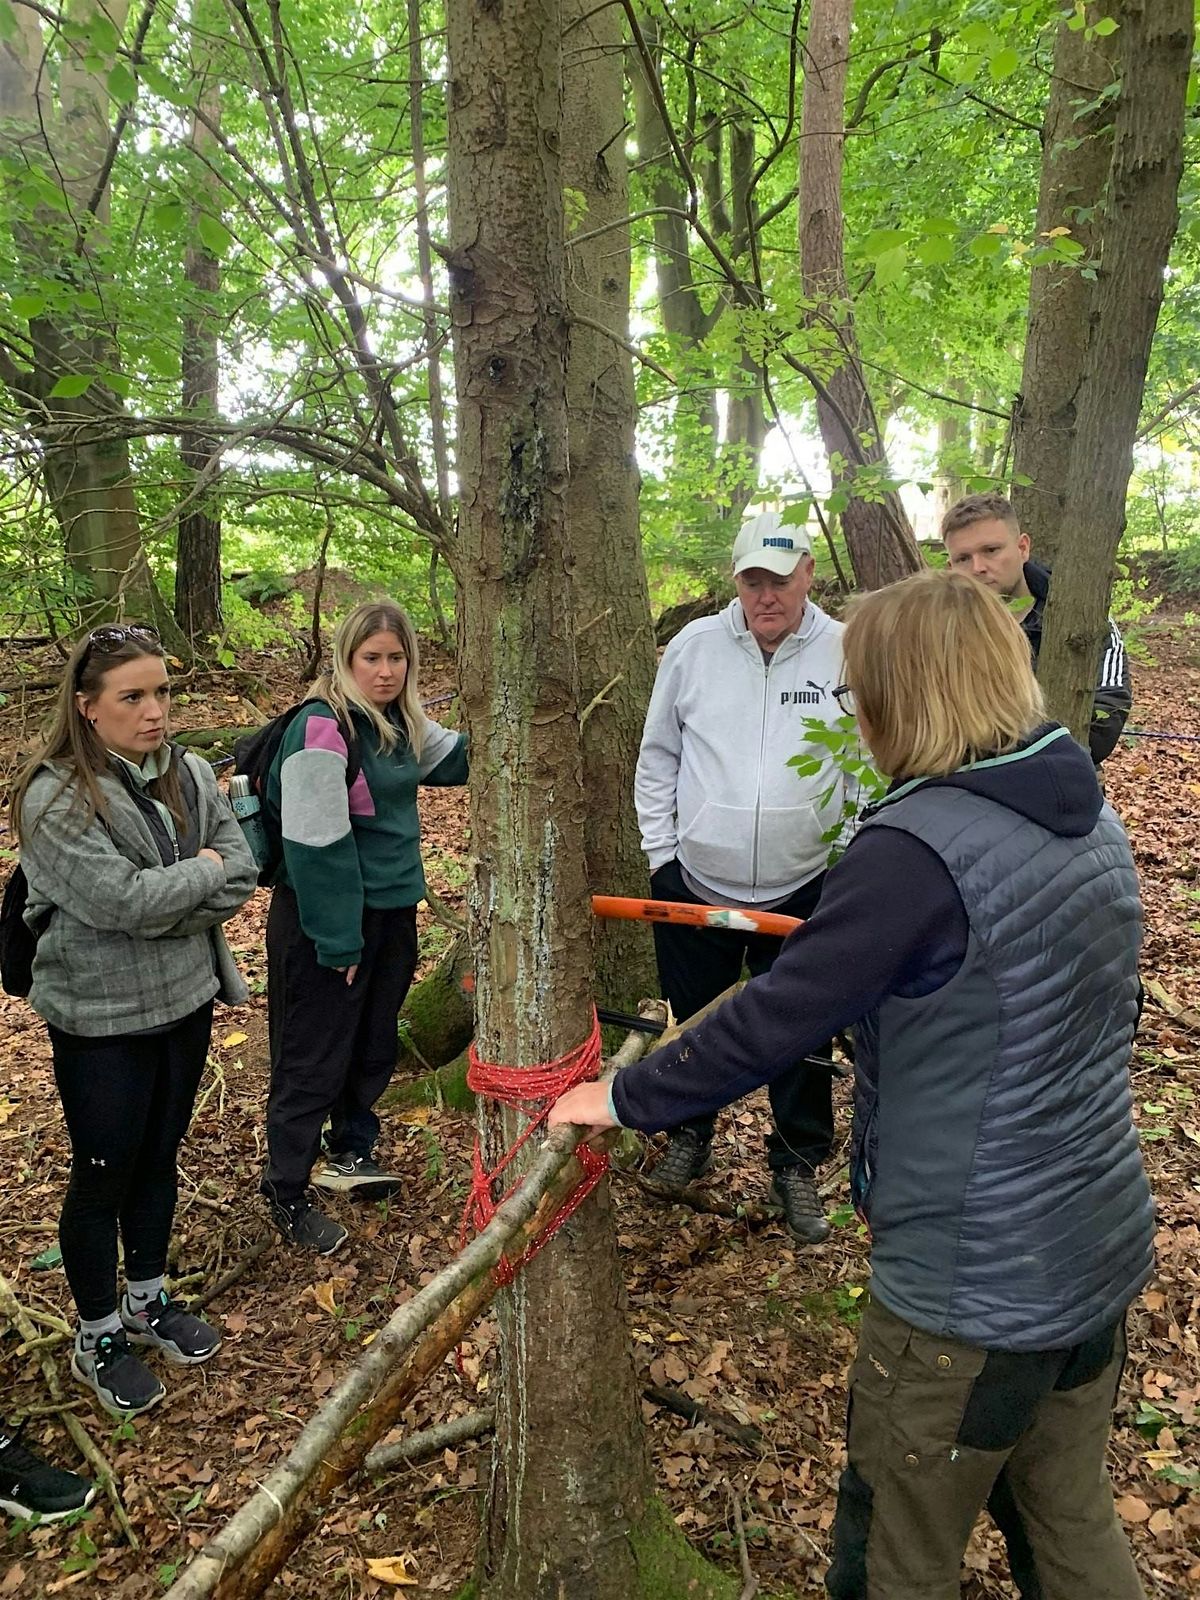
124;1276;165;1313
78;1312;122;1351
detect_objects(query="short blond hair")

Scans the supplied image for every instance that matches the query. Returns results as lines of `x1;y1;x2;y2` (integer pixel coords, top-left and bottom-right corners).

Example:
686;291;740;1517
843;569;1044;779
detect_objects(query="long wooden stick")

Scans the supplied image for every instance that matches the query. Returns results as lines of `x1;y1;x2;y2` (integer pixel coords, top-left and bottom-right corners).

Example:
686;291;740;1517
364;1407;494;1472
164;1025;655;1600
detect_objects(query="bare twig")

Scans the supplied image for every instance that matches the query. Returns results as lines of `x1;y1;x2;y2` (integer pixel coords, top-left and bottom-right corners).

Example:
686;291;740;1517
730;1488;760;1599
364;1406;495;1473
643;1385;764;1450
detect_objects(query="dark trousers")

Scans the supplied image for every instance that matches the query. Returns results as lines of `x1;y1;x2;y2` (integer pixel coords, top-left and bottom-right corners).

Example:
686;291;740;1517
826;1296;1143;1600
50;1002;214;1321
263;887;418;1204
650;863;834;1172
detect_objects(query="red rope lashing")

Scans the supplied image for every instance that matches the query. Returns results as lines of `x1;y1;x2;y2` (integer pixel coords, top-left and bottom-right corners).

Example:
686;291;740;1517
460;1010;605;1286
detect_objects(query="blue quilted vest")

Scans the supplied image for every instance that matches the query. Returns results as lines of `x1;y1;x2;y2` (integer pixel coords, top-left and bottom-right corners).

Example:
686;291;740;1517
851;740;1153;1351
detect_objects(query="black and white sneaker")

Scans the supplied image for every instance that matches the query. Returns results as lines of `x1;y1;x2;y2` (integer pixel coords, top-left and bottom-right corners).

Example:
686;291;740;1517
312;1151;402;1197
267;1193;349;1254
71;1331;165;1420
0;1423;96;1522
122;1290;221;1365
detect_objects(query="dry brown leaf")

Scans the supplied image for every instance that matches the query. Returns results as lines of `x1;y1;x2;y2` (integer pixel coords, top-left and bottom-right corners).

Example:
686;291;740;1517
365;1554;419;1586
1114;1496;1151;1524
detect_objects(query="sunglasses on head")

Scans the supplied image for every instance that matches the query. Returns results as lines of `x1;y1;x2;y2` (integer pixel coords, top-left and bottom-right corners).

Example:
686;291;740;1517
76;624;161;685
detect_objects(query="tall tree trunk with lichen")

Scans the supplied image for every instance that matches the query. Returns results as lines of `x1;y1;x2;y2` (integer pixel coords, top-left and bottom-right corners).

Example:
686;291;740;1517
1037;0;1192;741
1010;4;1119;570
445;0;740;1591
563;0;658;1015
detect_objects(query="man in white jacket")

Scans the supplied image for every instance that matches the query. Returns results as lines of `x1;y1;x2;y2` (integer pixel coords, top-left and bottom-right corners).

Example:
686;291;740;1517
635;511;853;1243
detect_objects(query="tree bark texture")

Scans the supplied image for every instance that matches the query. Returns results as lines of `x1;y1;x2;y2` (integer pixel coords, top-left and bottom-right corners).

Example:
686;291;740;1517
1037;0;1193;741
798;0;922;589
444;0;655;1594
1010;6;1119;568
177;20;224;645
563;0;658;1014
0;0;184;645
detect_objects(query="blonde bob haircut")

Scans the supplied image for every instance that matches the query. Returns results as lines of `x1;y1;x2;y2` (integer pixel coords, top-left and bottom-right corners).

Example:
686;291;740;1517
843;569;1044;780
313;600;424;760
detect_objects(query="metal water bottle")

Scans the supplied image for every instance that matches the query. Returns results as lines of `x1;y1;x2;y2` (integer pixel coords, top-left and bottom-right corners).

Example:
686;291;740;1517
228;774;271;873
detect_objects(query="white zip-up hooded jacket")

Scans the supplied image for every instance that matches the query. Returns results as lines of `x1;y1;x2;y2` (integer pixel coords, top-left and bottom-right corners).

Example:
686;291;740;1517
636;597;849;903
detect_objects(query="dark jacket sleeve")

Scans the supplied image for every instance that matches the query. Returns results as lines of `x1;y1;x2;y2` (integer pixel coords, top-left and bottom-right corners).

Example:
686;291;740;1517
611;828;968;1131
1089;618;1131;765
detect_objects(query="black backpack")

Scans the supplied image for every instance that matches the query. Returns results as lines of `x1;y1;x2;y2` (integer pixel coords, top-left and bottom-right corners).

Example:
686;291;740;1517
232;700;361;887
0;864;51;998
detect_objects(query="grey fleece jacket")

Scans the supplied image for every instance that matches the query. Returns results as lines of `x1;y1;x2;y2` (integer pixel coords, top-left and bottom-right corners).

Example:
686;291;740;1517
20;752;258;1035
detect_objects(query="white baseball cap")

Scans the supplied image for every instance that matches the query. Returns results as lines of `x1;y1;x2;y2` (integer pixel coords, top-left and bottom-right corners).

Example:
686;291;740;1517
732;511;812;578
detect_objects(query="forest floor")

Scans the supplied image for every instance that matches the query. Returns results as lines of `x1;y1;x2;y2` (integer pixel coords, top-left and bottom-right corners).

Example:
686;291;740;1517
0;613;1197;1599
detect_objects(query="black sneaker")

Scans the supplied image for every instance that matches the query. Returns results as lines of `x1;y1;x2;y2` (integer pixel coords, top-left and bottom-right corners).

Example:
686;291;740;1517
0;1423;96;1522
267;1193;348;1254
71;1331;165;1420
768;1165;832;1246
122;1290;221;1365
646;1128;715;1194
312;1151;402;1198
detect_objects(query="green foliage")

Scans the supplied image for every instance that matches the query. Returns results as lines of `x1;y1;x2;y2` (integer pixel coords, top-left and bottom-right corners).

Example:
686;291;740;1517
788;715;888;863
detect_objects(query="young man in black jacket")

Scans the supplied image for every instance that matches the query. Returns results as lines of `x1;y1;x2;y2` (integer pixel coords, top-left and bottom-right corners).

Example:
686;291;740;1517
941;491;1131;764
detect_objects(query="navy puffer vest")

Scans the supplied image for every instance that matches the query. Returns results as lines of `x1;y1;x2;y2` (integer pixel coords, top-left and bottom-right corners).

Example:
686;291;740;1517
851;776;1153;1351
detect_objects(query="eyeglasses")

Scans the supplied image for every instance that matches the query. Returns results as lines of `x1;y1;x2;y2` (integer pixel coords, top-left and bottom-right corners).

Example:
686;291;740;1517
832;683;856;714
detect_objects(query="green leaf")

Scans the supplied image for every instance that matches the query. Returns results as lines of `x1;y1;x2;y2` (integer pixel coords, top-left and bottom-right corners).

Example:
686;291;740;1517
873;245;907;288
969;232;1005;260
11;292;47;318
197;213;232;256
915;235;954;267
49;374;96;398
31;1244;63;1271
1092;16;1118;36
0;0;18;43
958;21;995;52
863;228;907;258
780;499;812;528
107;61;137;102
140;62;187;104
154;200;185;231
988;47;1021;81
86;12;120;53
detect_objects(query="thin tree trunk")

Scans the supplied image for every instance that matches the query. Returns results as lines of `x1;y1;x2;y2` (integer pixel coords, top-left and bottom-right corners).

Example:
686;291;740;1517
177;14;224;645
0;0;185;647
563;0;658;1013
1038;0;1192;739
799;0;922;588
1010;5;1119;569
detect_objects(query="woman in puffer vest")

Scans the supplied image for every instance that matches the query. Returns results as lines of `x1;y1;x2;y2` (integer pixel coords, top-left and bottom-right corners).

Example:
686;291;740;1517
12;626;257;1422
551;569;1153;1600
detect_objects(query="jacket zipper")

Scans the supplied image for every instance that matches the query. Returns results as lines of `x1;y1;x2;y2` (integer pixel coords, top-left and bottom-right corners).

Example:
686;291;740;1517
751;650;773;893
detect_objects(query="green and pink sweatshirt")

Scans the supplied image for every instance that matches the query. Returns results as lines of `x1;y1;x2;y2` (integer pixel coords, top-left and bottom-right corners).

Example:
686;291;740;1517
266;701;467;968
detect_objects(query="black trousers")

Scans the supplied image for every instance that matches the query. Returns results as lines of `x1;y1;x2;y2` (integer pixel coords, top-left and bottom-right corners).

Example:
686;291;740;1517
649;862;834;1172
50;1001;214;1321
263;887;419;1204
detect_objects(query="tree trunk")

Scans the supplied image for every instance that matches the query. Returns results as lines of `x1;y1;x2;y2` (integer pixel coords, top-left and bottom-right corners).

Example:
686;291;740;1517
0;0;185;647
445;0;650;1593
798;0;922;589
1010;5;1119;569
1037;0;1192;739
563;0;659;1014
177;18;224;646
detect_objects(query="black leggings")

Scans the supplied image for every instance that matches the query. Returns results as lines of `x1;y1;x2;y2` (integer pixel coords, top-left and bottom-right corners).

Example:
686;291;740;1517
50;1002;213;1321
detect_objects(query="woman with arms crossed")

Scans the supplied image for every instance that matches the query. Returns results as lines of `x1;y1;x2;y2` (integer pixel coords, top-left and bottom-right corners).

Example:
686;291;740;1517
553;570;1152;1600
13;625;258;1419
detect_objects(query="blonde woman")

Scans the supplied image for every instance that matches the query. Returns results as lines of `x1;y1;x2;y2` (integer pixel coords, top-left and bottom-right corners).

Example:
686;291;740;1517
12;625;257;1418
261;600;467;1252
552;570;1151;1600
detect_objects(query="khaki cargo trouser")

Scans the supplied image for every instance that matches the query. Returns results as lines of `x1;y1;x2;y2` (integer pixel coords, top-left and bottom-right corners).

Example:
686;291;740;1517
825;1296;1144;1600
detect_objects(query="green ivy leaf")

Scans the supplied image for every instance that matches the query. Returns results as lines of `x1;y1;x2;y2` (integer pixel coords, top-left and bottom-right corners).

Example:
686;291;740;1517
49;374;96;398
1092;16;1118;36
